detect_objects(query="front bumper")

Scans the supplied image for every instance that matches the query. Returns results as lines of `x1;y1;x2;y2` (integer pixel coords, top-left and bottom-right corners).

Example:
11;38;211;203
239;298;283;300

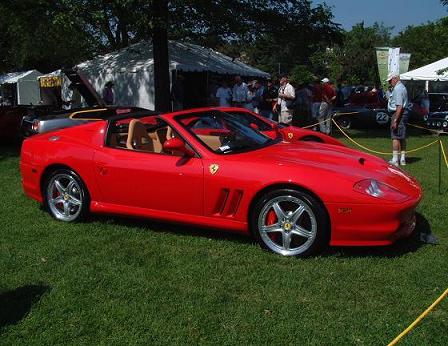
327;197;421;246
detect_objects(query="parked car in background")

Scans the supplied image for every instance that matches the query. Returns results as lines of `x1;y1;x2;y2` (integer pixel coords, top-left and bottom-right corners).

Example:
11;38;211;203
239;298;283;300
333;87;389;130
21;68;148;137
217;107;345;146
424;93;448;133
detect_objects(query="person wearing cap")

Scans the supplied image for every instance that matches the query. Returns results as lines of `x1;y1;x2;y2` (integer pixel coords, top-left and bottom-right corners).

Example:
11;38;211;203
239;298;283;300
102;81;115;105
387;72;409;166
318;77;336;134
277;74;296;125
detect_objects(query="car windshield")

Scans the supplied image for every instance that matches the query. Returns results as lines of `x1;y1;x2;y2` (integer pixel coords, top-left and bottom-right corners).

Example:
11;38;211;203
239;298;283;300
176;110;280;154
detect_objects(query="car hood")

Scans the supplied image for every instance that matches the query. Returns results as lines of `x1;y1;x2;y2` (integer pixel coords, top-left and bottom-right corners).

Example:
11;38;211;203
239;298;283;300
247;141;421;196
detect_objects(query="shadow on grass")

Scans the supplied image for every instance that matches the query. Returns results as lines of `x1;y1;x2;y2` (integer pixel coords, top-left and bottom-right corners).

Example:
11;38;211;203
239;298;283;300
92;214;252;245
0;143;21;161
326;213;433;258
91;212;433;259
0;284;49;330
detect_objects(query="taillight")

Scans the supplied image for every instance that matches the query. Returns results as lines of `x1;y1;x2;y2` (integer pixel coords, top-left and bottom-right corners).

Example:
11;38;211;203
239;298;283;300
32;120;40;133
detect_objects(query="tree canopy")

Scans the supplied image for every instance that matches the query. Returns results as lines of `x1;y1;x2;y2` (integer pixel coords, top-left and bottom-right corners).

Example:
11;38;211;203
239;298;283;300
0;0;447;89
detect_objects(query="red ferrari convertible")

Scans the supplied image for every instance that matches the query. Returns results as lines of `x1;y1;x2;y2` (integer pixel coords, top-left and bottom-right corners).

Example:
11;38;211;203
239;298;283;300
21;108;422;256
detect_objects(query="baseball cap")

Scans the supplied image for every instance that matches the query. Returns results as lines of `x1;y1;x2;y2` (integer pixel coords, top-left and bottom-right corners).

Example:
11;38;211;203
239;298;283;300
321;77;330;83
386;72;399;81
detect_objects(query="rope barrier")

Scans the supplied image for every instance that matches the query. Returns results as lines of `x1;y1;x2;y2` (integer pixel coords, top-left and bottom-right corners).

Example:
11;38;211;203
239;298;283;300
302;111;360;129
387;287;448;346
440;140;448;169
331;119;440;156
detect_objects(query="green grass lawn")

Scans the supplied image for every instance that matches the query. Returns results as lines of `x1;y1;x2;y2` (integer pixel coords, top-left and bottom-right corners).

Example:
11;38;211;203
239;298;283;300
0;129;447;345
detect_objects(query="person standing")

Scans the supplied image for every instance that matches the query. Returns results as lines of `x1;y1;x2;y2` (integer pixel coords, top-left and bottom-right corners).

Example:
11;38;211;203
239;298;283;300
311;79;323;129
387;73;409;166
232;75;248;108
215;80;232;107
102;81;114;105
318;77;336;134
277;74;295;125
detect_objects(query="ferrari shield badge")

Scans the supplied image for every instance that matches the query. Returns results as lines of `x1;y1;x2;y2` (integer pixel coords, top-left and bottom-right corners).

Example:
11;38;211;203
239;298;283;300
287;132;294;139
209;164;220;175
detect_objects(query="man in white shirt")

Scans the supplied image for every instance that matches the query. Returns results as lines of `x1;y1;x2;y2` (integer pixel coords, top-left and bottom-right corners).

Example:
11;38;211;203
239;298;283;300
232;75;248;107
215;80;232;107
277;75;295;125
387;73;409;166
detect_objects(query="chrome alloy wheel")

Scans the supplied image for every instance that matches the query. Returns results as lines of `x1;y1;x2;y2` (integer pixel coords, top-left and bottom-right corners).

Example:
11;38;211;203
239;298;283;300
46;173;83;221
258;195;317;256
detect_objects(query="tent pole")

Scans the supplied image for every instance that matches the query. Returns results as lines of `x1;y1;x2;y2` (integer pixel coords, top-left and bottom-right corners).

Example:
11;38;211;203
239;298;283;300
425;80;429;92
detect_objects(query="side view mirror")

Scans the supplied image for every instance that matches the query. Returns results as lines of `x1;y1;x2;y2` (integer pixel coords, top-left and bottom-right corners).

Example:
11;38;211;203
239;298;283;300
249;123;259;130
163;137;195;157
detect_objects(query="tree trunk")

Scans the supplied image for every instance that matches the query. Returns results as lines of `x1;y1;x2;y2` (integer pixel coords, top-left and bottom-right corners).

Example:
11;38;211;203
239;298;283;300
152;0;170;112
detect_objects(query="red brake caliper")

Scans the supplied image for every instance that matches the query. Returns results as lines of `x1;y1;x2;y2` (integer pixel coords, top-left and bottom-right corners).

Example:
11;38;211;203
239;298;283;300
266;209;279;242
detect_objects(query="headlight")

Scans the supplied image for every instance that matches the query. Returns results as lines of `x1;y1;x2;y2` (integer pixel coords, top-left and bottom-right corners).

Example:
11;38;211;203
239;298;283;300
353;179;408;202
423;115;429;121
443;121;448;128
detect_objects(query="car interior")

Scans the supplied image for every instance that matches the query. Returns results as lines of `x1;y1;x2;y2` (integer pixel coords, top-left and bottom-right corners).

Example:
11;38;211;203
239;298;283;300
108;117;185;156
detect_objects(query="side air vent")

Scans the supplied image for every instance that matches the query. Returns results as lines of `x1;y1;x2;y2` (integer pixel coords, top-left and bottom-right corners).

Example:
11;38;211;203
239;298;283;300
213;188;229;214
225;189;243;217
213;189;244;217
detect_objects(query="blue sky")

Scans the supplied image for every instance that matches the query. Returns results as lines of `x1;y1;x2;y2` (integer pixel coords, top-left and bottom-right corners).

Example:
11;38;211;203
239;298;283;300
313;0;446;35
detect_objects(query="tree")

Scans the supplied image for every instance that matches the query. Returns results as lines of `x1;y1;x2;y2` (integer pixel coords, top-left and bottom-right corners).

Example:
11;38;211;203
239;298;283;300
311;22;392;85
0;0;97;73
393;18;448;69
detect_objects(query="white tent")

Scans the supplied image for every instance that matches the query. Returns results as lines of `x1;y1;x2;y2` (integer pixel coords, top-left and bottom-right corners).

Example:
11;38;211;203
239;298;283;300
400;57;448;82
76;40;270;109
0;70;43;105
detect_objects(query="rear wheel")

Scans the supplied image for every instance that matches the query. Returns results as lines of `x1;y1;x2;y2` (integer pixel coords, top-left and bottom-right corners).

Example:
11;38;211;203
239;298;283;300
43;169;89;222
337;116;351;130
251;189;329;257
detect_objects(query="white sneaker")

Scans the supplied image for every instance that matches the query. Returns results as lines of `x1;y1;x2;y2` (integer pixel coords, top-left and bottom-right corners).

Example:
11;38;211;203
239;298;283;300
388;159;399;167
400;159;406;166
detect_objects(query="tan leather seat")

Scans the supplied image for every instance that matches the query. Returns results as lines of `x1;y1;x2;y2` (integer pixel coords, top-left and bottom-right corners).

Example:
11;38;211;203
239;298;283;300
126;119;154;151
148;130;163;153
197;134;222;151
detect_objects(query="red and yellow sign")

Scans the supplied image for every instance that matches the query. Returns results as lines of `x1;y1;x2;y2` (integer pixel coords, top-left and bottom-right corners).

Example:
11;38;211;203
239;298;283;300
39;76;62;88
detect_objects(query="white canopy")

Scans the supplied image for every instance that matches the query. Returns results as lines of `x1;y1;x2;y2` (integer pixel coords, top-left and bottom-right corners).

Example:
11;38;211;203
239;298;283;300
0;70;43;105
75;40;269;109
78;40;269;78
400;57;448;81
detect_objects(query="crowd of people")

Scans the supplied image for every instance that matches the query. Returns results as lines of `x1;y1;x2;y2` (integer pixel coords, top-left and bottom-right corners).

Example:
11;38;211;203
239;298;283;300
211;74;338;134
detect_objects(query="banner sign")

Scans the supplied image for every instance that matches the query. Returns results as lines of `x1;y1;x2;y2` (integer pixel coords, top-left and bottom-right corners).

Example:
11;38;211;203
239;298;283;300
388;47;400;76
39;76;62;88
399;53;411;74
375;47;390;88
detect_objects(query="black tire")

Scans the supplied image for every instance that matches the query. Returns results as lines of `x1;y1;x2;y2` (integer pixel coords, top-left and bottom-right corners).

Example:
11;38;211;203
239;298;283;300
250;188;329;257
337;116;351;130
43;168;90;222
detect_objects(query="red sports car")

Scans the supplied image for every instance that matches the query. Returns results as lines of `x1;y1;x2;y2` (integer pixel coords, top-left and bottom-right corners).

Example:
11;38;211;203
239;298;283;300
20;108;422;257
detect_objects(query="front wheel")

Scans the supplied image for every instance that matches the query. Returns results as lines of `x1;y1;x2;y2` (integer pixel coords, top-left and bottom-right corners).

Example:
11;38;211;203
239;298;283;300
43;169;89;222
251;189;329;257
